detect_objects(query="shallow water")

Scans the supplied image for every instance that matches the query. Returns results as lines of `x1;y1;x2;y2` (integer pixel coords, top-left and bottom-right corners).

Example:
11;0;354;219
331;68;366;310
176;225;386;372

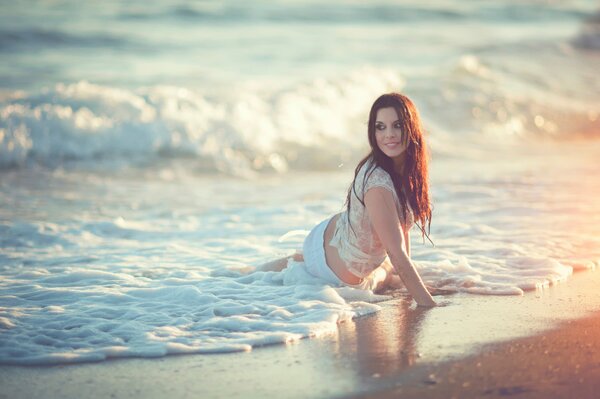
1;0;599;365
1;140;599;365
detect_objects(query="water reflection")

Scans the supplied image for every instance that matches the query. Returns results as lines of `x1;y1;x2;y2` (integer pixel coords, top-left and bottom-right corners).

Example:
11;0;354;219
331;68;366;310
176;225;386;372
336;298;431;381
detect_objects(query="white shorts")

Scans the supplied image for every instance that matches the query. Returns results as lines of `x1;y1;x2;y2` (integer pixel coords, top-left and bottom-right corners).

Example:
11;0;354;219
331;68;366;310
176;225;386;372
302;217;374;290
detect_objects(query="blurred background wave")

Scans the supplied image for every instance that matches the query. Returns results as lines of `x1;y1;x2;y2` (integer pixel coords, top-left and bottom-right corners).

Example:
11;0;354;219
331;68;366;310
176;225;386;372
0;0;598;174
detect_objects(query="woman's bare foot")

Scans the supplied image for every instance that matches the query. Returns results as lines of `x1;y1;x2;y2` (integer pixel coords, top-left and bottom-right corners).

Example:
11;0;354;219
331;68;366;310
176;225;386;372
257;253;303;272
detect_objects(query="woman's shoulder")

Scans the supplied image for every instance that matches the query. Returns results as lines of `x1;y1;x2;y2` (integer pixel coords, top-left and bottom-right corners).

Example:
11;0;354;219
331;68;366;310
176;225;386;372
357;158;395;194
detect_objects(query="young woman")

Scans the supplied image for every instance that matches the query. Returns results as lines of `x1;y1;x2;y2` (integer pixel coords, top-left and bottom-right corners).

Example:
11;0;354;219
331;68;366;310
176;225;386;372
263;93;436;307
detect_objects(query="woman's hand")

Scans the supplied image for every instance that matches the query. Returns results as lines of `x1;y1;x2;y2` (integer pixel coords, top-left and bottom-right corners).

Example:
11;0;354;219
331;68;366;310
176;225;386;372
416;297;437;307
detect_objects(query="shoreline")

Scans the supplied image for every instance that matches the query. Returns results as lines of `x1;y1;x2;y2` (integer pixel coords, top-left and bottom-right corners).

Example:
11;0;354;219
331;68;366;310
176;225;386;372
1;268;600;399
359;307;600;399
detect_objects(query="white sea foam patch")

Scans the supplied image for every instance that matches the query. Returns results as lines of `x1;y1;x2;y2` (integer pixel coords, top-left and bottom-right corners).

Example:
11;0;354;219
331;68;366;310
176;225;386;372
0;261;385;366
416;251;579;296
0;67;403;173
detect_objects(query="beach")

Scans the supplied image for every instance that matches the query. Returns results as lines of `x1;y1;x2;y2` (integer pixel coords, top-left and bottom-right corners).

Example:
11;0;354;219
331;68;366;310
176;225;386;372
1;263;599;399
1;1;600;397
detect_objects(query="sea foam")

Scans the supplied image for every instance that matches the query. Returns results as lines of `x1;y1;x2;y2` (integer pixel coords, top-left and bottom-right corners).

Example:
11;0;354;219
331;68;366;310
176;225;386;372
0;261;385;366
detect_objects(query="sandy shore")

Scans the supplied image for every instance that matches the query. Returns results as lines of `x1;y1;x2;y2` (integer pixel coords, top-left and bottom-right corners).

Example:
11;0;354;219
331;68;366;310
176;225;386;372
358;308;600;399
1;268;599;399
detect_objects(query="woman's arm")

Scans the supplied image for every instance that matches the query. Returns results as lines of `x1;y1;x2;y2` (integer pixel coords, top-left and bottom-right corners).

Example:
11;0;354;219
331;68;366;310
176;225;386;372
365;187;436;307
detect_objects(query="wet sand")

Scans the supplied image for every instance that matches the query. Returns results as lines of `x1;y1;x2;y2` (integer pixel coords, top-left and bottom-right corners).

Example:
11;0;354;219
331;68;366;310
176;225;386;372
359;310;600;399
1;268;599;399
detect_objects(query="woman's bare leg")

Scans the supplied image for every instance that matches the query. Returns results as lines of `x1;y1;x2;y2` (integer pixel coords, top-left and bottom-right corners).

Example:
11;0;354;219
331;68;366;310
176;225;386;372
258;253;304;272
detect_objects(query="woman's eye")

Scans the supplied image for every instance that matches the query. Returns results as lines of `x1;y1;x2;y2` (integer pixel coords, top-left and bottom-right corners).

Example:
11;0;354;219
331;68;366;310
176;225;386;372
394;123;402;129
376;124;385;130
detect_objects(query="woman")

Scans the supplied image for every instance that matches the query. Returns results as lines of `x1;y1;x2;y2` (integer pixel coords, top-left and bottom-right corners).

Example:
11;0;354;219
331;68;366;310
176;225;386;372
263;93;437;307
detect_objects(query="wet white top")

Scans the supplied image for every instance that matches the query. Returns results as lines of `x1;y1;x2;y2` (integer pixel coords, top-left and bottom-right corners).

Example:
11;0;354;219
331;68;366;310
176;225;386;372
329;158;414;278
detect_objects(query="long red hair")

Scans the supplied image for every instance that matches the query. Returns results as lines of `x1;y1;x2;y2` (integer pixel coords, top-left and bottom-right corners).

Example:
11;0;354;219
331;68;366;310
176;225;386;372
345;93;434;244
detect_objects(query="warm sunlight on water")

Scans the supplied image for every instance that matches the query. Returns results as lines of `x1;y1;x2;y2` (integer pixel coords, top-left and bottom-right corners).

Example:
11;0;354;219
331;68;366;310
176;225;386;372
1;0;599;366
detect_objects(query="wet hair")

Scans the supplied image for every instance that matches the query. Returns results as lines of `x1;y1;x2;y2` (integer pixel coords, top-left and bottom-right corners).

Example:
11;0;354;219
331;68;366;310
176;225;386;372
344;92;434;245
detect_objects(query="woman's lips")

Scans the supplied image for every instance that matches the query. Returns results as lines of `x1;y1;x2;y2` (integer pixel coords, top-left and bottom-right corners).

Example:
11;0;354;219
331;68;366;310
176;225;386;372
385;142;400;148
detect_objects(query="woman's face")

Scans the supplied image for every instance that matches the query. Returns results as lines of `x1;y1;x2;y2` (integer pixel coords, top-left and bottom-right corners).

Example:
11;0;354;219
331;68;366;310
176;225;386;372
375;107;408;160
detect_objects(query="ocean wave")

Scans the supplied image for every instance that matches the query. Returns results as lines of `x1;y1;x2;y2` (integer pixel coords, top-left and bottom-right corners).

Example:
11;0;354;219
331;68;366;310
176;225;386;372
0;61;597;173
415;40;600;155
119;4;465;23
0;68;404;173
0;28;137;52
117;2;589;24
